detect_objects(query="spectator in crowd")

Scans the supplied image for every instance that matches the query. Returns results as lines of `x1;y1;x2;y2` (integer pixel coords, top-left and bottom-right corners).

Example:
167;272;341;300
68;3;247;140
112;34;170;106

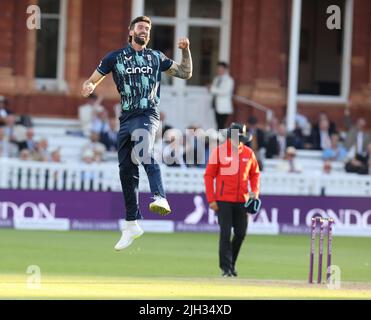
322;133;347;162
82;132;107;162
265;123;296;159
266;116;279;136
163;129;186;167
0;126;18;158
311;112;337;138
295;112;312;137
246;116;266;152
50;148;62;163
344;117;370;157
0;95;12;126
183;125;210;168
18;127;36;152
32;138;49;162
91;107;109;134
345;142;371;175
81;148;94;164
292;113;313;149
78;94;104;136
19;148;31;161
209;62;234;130
310;117;334;150
100;118;118;152
3;114;27;150
277;146;302;173
246;115;265;169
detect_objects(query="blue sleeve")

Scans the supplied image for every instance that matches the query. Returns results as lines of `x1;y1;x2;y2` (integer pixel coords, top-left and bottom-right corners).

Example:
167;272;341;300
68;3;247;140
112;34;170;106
96;51;117;76
159;51;174;72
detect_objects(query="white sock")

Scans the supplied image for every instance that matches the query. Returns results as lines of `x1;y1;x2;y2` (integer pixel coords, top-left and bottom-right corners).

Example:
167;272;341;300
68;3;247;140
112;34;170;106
126;220;138;227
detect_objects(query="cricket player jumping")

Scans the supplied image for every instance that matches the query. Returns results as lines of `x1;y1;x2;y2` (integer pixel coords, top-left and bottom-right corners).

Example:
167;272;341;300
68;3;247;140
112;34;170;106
81;16;193;250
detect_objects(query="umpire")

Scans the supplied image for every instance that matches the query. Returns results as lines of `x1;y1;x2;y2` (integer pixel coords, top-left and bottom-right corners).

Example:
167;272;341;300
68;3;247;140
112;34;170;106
204;123;261;277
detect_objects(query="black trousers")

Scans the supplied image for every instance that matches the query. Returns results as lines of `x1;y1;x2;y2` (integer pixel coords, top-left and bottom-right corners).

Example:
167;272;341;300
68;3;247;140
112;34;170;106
217;201;248;272
215;113;229;130
117;108;165;221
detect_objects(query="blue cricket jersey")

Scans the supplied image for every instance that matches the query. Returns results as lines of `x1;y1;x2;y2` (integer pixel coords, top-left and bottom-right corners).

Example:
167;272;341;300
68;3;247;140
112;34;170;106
97;44;174;113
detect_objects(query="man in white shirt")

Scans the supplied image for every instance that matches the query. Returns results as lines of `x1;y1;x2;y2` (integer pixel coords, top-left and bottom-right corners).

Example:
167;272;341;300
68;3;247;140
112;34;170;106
345;117;370;156
78;94;105;137
209;62;234;130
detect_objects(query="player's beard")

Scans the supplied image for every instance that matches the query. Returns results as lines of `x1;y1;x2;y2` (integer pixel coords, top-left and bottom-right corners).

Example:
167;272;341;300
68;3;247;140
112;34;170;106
133;32;149;46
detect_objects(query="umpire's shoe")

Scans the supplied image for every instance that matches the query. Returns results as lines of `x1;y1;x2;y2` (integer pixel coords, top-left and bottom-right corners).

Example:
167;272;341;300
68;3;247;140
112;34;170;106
230;268;238;277
222;270;232;277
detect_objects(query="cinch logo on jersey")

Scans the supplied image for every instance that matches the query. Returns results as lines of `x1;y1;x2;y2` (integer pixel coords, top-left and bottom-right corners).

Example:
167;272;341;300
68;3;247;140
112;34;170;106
126;66;153;74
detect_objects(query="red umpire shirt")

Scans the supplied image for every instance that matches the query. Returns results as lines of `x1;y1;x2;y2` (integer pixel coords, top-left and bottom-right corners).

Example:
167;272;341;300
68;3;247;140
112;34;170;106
204;139;260;203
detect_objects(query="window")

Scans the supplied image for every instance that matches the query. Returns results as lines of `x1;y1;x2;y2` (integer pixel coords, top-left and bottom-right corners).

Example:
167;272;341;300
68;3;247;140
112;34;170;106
296;0;353;103
139;0;231;88
188;27;220;86
35;0;67;91
148;25;175;85
190;0;222;19
145;0;175;17
298;0;345;96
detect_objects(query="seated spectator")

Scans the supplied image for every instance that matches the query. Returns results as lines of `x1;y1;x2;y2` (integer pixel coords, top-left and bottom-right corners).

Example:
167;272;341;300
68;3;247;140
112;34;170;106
82;132;107;162
266;116;279;135
91;107;109;134
0;95;13;126
345;142;371;175
246;116;266;151
78;94;104;136
100;118;118;151
311;111;337;138
3;114;27;150
19;148;31;161
322;133;347;162
183;125;205;167
50;148;62;163
82;148;94;164
276;146;302;173
163;129;186;167
309;117;333;150
295;112;311;137
18;127;36;152
246;116;265;170
0;127;18;158
32;138;49;162
265;123;296;159
344;117;370;156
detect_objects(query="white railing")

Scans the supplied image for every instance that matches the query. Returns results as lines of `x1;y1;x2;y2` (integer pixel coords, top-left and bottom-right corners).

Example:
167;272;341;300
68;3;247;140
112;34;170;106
0;158;370;197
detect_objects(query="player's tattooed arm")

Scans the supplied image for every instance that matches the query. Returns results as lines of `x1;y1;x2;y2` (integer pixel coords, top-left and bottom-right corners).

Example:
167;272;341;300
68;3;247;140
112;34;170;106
166;38;193;80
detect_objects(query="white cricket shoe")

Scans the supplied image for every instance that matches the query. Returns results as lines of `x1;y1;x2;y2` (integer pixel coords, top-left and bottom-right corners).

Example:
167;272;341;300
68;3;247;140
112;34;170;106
114;221;144;251
149;195;171;216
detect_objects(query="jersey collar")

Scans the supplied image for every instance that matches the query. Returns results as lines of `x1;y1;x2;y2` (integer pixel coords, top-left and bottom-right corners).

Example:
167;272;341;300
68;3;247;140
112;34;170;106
127;43;147;55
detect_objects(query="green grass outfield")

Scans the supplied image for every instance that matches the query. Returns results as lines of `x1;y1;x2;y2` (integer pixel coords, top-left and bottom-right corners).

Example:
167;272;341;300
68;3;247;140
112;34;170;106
0;229;370;299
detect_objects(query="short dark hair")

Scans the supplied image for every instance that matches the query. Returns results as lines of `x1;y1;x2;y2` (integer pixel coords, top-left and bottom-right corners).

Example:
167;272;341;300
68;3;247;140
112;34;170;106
217;61;229;69
127;16;152;43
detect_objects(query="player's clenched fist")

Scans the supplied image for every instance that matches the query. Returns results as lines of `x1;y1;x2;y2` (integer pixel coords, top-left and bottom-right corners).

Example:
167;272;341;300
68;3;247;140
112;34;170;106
81;82;95;97
178;38;190;50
